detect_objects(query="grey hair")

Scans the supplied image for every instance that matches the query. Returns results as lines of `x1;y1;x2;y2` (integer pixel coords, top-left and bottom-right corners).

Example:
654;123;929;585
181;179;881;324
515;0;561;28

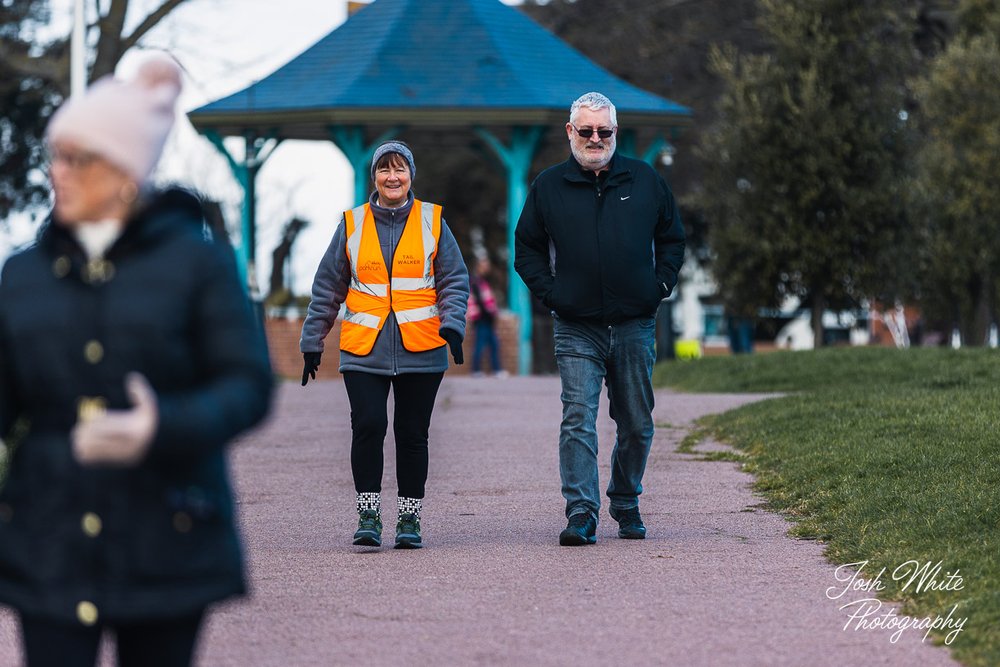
569;92;617;127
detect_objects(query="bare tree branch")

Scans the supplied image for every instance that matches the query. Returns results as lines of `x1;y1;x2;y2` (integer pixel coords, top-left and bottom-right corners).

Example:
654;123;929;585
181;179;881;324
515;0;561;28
91;0;129;79
0;44;69;94
122;0;191;51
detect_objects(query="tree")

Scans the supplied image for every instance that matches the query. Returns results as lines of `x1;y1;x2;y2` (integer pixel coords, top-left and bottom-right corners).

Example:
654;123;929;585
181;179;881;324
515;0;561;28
267;216;308;306
521;0;764;213
0;0;60;220
0;0;190;221
910;1;1000;344
953;0;1000;36
697;0;918;345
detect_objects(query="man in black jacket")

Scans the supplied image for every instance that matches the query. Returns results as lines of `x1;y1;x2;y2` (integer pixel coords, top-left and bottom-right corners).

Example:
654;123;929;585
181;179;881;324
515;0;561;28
515;92;685;546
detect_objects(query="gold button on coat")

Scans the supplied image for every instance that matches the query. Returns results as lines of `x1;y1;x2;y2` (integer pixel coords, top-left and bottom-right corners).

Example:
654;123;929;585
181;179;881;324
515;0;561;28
76;601;98;625
81;512;102;537
52;256;71;278
77;397;107;423
84;340;104;364
173;512;193;533
82;259;114;284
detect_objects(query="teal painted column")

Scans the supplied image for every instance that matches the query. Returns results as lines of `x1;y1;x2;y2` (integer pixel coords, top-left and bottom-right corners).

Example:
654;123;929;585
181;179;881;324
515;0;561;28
475;125;546;376
328;125;402;205
202;129;282;295
641;135;674;166
618;128;638;159
618;129;673;167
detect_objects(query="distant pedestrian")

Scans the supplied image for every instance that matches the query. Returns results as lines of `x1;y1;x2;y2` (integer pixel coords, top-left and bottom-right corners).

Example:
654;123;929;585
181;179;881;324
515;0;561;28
514;92;685;546
300;141;469;549
467;257;506;377
0;55;274;667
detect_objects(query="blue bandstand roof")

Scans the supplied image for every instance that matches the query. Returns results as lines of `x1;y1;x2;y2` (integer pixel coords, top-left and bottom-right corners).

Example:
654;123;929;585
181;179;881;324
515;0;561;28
188;0;691;138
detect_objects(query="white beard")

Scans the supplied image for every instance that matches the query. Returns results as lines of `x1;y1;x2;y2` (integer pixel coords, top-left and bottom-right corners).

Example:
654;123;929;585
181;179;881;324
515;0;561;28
570;137;616;171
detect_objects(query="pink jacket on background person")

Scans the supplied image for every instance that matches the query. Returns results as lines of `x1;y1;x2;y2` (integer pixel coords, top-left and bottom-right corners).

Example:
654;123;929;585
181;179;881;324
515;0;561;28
467;275;499;324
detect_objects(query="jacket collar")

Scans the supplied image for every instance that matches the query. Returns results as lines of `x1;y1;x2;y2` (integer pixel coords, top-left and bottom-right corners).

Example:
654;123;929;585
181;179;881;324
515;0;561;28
40;187;204;260
368;191;415;221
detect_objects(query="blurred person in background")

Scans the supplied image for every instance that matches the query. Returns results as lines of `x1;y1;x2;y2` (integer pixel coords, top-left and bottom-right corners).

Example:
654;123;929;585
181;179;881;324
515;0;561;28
515;92;685;547
467;256;506;377
300;141;469;550
0;55;274;667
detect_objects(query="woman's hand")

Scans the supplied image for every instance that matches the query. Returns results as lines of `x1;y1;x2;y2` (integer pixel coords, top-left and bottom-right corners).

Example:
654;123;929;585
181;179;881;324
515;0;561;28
302;352;322;386
440;328;464;365
72;373;158;466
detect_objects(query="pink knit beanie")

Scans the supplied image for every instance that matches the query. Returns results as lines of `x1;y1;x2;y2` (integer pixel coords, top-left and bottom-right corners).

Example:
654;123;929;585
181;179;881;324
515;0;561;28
46;54;183;184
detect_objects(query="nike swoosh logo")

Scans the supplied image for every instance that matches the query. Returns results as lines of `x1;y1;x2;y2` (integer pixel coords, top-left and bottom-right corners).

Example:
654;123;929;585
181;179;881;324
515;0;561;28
620;195;630;200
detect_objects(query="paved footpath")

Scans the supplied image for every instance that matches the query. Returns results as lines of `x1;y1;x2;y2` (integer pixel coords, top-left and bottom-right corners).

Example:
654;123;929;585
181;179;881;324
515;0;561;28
0;376;959;666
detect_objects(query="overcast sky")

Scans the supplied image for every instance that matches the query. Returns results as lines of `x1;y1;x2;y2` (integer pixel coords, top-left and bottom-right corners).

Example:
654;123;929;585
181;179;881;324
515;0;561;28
6;0;524;295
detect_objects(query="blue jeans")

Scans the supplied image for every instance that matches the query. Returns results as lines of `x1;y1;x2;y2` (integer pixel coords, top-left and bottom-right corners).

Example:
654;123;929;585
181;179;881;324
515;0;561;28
553;316;656;520
472;319;500;373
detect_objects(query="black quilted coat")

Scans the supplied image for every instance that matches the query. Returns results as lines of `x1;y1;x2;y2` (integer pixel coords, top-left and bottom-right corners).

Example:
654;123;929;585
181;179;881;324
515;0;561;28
0;188;273;624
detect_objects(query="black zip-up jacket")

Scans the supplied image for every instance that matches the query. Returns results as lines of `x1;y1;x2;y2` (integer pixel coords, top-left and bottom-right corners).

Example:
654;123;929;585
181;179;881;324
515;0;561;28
514;152;685;324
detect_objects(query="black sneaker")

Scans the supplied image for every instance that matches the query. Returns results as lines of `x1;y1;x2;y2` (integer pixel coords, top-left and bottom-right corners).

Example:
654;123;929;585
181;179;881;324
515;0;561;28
394;513;422;549
559;512;597;546
353;509;382;546
609;506;646;539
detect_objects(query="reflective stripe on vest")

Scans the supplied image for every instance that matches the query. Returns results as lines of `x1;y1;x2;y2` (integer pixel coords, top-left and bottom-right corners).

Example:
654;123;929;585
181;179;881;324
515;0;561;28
339;200;446;356
391;276;436;291
343;308;382;329
350;277;389;297
395;304;439;324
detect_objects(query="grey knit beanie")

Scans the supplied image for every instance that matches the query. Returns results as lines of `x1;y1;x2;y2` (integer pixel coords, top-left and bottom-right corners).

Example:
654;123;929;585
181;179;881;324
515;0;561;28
370;141;416;181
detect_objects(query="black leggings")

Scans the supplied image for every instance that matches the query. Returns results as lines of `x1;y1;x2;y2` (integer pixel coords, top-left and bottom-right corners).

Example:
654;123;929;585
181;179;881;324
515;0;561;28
19;610;204;667
342;371;444;498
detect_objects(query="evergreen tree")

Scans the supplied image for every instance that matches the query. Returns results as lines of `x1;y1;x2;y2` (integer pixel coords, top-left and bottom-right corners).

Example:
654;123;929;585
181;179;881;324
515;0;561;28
911;0;1000;344
0;0;60;220
698;0;917;344
954;0;1000;36
0;0;189;222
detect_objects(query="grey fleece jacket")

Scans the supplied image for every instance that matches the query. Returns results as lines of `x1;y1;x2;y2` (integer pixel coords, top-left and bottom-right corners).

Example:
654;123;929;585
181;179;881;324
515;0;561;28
300;192;470;375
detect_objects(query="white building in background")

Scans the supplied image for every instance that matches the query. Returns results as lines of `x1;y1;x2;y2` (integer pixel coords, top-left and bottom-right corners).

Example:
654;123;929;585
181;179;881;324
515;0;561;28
671;256;872;352
674;255;717;343
772;301;871;350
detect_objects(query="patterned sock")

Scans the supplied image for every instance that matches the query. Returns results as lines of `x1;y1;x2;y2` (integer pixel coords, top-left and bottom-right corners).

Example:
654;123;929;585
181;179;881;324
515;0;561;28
357;492;381;515
397;496;422;520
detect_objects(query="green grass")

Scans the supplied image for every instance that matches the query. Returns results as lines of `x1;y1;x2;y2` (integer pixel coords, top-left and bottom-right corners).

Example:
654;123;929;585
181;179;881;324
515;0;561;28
654;347;1000;666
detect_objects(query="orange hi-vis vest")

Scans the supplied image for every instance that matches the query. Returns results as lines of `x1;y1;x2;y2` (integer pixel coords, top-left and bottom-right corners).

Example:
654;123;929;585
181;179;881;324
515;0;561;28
340;199;446;356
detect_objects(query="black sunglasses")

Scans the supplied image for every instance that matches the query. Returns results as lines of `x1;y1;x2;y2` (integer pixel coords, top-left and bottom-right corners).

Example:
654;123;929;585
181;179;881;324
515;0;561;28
571;125;615;139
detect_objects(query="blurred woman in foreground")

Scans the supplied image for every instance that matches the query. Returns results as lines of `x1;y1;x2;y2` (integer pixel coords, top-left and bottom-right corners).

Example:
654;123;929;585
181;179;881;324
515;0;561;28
0;55;273;667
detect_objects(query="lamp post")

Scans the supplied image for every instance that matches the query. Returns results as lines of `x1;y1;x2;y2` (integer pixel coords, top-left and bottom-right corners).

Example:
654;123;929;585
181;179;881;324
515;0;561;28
71;0;86;95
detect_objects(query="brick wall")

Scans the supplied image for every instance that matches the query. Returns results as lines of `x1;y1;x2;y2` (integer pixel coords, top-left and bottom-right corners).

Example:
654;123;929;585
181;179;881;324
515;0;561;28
264;311;520;379
263;315;324;380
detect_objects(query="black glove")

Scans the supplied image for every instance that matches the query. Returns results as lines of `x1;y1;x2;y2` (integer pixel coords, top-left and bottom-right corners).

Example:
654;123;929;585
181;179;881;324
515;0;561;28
302;352;322;386
440;328;464;365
